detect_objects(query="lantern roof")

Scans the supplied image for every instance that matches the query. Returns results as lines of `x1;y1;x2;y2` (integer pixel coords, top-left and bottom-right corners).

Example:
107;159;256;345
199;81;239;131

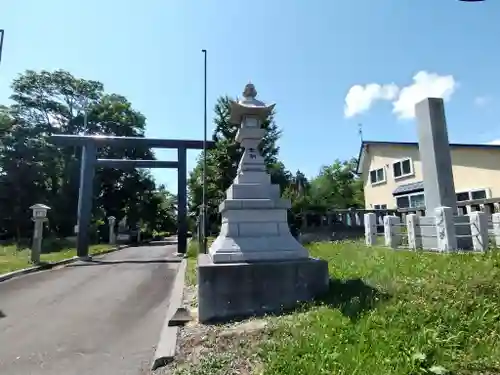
29;203;51;210
229;83;275;124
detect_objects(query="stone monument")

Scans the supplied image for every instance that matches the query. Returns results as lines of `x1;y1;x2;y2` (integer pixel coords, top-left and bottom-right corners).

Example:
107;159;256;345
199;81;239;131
415;97;468;251
415;98;457;215
197;83;329;323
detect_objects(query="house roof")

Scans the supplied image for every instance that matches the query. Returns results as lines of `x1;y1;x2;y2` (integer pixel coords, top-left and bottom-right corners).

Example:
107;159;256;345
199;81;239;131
355;140;500;174
392;181;424;196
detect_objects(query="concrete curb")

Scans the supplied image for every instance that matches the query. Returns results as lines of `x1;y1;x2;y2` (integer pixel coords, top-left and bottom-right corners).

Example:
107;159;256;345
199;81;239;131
0;242;147;283
152;257;188;371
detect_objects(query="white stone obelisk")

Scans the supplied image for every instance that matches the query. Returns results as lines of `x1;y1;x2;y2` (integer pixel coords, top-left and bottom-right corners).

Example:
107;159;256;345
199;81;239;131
208;83;309;263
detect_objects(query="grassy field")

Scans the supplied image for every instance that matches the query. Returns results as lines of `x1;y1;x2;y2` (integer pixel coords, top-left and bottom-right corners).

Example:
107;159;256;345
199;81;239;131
0;243;113;274
183;240;500;375
186;237;215;286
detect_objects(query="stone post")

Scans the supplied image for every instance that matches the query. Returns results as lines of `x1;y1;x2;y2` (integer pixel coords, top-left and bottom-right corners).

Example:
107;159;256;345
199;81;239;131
435;206;457;252
348;208;356;227
384;215;401;249
377;213;384;227
416;98;457;215
355;211;362;226
31;221;43;264
406;213;421;250
469;211;489;252
107;216;116;245
484;204;493;215
491;213;500;248
364;213;376;246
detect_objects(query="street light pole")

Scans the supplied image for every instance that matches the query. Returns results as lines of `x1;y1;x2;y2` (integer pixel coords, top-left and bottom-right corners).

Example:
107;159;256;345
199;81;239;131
201;49;208;253
0;30;5;66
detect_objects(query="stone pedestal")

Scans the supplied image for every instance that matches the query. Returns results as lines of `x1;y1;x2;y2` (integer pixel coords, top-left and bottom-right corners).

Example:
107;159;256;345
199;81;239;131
198;83;329;323
197;253;329;323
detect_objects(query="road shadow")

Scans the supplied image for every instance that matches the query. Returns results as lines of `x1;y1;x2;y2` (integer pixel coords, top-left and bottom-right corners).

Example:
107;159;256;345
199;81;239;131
313;278;391;321
148;240;178;246
66;259;182;267
0;310;6;319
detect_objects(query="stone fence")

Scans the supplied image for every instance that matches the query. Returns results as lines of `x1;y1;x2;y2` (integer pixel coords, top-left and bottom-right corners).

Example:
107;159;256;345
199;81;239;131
365;207;500;252
194;201;500;247
298;196;500;244
296;208;396;243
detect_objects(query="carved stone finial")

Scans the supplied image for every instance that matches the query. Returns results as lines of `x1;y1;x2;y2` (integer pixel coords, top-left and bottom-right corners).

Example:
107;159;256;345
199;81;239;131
242;83;257;99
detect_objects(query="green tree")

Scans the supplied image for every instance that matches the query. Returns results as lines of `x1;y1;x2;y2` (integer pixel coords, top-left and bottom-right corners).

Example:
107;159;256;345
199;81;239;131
283;170;312;213
0;69;177;242
308;158;364;212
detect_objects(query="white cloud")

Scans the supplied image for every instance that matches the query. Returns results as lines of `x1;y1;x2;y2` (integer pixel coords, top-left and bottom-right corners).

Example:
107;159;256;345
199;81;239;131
486;139;500;145
474;96;491;107
344;71;458;120
344;83;399;118
392;71;457;119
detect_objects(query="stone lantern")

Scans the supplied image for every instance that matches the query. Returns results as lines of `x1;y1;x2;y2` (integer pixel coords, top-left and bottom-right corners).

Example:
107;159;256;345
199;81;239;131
197;83;329;323
29;203;51;264
208;83;309;262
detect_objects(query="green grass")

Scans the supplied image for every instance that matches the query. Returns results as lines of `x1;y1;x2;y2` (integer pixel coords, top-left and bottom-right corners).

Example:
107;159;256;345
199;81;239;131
185;240;500;375
0;243;113;274
258;241;500;375
186;237;215;286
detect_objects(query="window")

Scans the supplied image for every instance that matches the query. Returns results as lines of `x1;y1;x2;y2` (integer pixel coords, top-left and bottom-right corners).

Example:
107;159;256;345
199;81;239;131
370;168;386;185
396;196;410;208
396;193;425;209
393;158;413;179
374;204;387;210
410;193;425;208
456;189;488;202
456;192;469;201
471;190;487;200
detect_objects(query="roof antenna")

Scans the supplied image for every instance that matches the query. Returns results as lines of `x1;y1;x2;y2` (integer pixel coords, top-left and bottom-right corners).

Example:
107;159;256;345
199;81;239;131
358;123;364;142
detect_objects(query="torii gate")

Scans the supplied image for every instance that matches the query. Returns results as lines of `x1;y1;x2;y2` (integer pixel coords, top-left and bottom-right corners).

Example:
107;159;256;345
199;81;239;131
50;134;215;258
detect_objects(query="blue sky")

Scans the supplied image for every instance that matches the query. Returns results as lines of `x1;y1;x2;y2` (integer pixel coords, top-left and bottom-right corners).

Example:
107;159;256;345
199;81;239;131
1;0;498;193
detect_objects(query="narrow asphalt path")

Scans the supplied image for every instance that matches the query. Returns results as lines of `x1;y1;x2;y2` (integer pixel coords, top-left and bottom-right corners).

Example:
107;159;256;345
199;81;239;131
0;244;179;375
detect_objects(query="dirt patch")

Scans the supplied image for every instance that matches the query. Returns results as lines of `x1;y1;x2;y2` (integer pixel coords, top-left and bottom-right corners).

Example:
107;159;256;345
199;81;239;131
154;285;270;375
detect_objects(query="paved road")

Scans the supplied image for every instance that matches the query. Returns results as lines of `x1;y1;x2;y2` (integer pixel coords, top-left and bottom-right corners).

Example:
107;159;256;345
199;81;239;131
0;244;179;375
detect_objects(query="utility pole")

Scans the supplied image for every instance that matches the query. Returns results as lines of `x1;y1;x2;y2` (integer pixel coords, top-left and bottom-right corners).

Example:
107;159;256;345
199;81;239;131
0;30;5;66
201;49;208;253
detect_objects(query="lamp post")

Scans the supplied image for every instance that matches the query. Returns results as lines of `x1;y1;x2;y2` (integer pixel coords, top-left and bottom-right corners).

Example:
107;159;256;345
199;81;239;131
201;49;208;253
30;204;51;264
0;30;4;66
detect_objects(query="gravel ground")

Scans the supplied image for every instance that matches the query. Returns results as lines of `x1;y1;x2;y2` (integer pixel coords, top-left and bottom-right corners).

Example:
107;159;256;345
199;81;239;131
153;285;271;375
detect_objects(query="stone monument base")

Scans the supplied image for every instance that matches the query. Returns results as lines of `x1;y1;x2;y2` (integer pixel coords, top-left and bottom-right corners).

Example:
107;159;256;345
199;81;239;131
197;253;330;323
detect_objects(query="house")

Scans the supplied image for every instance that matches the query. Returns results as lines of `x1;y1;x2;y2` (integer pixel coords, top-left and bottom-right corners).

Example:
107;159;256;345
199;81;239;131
356;141;500;210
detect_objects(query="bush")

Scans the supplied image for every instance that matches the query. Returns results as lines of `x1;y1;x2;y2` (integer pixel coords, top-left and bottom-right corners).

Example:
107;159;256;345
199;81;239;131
41;237;75;253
